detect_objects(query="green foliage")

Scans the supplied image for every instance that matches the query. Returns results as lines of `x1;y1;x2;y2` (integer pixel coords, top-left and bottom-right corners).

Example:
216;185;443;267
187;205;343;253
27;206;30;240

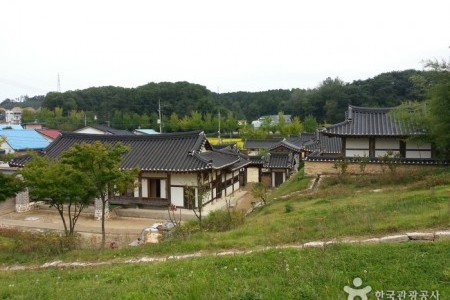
202;210;246;232
21;154;96;236
61;142;138;245
0;228;79;262
0;172;24;202
303;115;319;133
251;182;268;204
333;157;349;175
24;70;431;133
0;242;448;299
284;203;293;213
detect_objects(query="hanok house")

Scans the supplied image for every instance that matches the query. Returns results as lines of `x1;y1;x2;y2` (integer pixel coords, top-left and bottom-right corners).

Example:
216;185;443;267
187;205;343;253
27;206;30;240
244;136;307;187
305;105;442;176
11;131;250;216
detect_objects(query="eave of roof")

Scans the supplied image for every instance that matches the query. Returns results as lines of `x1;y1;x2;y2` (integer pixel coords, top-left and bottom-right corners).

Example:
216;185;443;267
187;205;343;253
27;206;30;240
323;105;427;137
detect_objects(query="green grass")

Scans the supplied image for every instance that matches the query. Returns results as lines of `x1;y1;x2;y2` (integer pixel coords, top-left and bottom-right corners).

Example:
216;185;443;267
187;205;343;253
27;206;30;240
1;241;448;299
0;168;449;299
1;168;448;265
268;169;311;199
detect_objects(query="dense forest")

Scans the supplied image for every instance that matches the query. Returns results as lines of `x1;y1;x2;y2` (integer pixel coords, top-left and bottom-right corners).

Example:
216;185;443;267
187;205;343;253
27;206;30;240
1;70;431;132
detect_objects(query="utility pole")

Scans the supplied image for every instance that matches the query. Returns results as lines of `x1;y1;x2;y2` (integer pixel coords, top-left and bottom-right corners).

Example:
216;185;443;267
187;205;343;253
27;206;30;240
158;99;162;133
218;110;221;142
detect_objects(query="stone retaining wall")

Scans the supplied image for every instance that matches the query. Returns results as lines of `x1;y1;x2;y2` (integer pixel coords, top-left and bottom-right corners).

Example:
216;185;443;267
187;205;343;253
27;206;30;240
304;160;440;176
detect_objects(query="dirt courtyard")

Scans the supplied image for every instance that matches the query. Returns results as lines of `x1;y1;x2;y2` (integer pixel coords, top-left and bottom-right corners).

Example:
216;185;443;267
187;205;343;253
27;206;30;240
0;185;257;248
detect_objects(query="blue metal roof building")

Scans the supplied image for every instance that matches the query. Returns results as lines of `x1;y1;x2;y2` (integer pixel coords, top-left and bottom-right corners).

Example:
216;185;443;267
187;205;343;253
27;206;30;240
0;124;23;130
0;129;49;152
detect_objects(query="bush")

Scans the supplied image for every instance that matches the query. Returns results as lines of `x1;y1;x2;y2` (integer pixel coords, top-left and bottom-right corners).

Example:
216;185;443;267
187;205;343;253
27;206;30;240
203;210;246;232
0;228;80;259
168;221;201;240
284;203;294;213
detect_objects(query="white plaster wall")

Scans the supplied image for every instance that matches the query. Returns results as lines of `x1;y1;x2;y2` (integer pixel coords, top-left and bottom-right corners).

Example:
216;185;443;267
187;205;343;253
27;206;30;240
346;149;369;157
406;142;432;150
226;185;233;195
171;187;184;206
247;167;259;182
375;138;399;150
233;182;240;191
375;150;400;157
171;173;197;186
160;179;167;198
0;142;14;154
406;151;432;159
141;178;148;198
346;138;369;148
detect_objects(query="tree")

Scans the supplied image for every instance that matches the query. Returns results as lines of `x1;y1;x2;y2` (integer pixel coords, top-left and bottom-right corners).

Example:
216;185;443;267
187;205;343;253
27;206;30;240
392;59;450;159
288;116;303;135
0;172;24;202
303;115;319;133
21;155;95;236
61;142;138;247
251;182;268;205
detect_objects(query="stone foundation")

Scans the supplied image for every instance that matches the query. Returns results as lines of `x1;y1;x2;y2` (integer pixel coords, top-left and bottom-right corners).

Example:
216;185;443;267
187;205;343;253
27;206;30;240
304;160;440;176
94;198;110;220
15;190;34;213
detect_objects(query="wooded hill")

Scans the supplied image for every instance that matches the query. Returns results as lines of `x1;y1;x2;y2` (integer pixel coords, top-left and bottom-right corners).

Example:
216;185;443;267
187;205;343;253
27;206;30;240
1;69;431;129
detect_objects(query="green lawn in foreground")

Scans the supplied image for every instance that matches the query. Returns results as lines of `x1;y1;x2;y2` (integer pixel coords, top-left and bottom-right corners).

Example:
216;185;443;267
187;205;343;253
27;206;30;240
1;241;448;299
1;168;448;264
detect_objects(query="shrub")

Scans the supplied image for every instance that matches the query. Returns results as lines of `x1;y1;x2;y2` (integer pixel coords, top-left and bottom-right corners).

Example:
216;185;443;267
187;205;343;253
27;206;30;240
168;221;201;240
0;228;80;259
203;210;246;232
284;203;294;213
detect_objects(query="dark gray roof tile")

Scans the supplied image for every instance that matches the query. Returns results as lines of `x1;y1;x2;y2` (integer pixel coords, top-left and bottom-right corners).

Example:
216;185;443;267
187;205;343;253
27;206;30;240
323;105;425;137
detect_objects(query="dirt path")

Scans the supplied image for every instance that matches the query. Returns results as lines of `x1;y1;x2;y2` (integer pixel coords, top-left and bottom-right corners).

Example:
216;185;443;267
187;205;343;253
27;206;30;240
3;229;449;272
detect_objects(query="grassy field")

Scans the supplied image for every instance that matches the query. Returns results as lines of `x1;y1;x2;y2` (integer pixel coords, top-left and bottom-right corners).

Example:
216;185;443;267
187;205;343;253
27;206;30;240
1;242;448;299
0;168;449;298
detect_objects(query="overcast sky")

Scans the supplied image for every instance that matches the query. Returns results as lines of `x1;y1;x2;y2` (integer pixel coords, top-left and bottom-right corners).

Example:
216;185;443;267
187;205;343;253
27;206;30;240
1;0;449;101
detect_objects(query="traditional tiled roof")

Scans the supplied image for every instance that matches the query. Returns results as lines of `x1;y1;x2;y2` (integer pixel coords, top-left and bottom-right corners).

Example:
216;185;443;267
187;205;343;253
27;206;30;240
248;155;264;165
323;105;425;137
210;144;251;170
244;138;283;150
268;140;302;152
0;129;49;151
13;131;248;172
264;153;293;169
301;131;341;154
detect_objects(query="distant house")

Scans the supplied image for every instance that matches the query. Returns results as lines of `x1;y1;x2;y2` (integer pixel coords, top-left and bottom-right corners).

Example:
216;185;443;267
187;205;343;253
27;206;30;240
133;129;160;135
0;128;49;154
305;105;444;176
11;131;250;214
251;114;292;128
23;122;43;130
322;105;432;159
0;124;23;130
244;136;309;187
75;125;133;135
36;129;61;143
4;107;22;124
